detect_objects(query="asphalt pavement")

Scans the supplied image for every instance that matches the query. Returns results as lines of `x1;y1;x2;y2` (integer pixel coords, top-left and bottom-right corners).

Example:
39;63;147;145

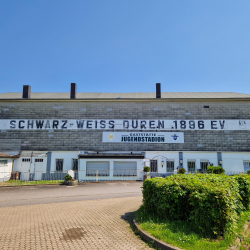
0;181;143;207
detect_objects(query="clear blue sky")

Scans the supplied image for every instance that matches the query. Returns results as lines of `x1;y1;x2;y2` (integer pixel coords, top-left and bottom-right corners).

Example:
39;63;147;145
0;1;250;94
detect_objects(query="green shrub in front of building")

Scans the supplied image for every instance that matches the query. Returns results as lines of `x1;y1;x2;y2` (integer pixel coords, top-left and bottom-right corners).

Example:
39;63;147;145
177;167;186;174
207;165;225;174
142;174;244;237
143;166;150;173
233;174;250;210
64;174;73;181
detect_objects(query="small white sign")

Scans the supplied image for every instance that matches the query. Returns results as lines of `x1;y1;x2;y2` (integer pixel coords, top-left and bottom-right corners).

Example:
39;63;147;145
67;170;74;178
102;132;184;143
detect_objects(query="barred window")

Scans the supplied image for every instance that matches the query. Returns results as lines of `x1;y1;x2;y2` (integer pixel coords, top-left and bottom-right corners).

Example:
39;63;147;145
167;161;174;172
72;159;78;171
35;159;43;162
56;159;63;172
243;161;250;172
200;161;209;172
150;160;158;172
0;160;7;165
188;161;196;173
22;158;30;162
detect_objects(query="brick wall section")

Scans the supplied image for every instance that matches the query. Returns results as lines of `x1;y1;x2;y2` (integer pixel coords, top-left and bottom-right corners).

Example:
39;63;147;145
0;100;250;151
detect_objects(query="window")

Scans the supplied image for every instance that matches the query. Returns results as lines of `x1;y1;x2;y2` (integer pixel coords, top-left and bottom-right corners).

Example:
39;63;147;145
72;159;78;171
200;161;209;172
22;158;30;162
167;161;174;172
56;159;63;172
86;161;109;176
113;161;137;176
243;161;250;172
0;160;7;165
35;159;43;162
188;161;196;173
150;160;158;172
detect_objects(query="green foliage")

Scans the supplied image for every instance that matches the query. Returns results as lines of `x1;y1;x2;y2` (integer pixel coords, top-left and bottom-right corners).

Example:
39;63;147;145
143;166;150;172
0;180;64;186
137;206;250;250
177;168;186;174
142;174;245;238
207;166;225;174
247;170;250;175
64;174;73;181
233;174;250;210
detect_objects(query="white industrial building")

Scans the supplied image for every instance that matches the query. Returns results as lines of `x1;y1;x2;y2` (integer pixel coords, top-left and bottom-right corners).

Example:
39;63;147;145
1;83;250;181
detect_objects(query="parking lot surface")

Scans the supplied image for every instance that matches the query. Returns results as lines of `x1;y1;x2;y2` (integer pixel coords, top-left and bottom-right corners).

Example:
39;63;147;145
0;182;152;249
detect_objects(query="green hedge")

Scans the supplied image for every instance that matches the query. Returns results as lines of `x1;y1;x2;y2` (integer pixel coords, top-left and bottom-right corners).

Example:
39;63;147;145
233;174;250;210
142;174;248;237
207;166;225;174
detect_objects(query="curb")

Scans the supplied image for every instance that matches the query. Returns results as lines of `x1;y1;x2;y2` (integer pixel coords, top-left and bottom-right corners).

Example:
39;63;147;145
133;216;184;250
0;183;64;188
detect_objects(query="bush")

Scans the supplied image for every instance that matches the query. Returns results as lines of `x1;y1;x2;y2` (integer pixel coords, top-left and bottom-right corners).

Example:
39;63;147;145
143;166;150;172
247;170;250;175
64;174;73;181
233;174;250;210
207;165;225;174
177;168;186;174
142;174;244;237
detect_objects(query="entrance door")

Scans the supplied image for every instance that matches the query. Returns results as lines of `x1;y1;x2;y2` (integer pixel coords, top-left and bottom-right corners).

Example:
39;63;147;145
150;160;158;172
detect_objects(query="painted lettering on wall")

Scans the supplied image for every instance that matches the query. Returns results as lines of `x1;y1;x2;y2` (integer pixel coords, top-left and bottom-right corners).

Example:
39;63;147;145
103;132;184;143
1;119;249;131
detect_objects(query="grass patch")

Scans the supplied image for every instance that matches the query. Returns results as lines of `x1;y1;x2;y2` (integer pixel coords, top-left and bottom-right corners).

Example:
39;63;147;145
137;205;250;250
0;180;64;186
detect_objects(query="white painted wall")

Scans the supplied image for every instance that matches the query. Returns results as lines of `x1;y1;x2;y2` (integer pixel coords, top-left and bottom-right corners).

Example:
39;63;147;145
79;158;144;181
50;152;79;172
145;151;179;173
145;151;243;173
14;155;47;180
182;152;217;172
12;151;250;181
0;159;13;182
221;152;250;172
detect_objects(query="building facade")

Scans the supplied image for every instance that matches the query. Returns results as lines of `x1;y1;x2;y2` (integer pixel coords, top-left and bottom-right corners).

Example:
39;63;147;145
0;84;250;181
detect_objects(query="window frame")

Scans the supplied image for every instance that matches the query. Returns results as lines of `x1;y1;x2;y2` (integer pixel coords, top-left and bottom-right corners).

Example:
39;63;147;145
35;158;43;163
166;160;174;172
187;160;196;173
55;159;64;172
243;161;250;173
150;160;158;173
72;159;78;171
200;160;209;172
22;158;31;162
0;160;8;165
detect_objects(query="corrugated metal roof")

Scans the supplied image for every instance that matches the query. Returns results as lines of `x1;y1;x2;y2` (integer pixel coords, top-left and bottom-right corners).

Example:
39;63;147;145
0;152;19;158
0;92;250;99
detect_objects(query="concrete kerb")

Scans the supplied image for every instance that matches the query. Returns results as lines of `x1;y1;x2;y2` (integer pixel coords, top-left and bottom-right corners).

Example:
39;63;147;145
0;183;64;188
133;216;184;250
